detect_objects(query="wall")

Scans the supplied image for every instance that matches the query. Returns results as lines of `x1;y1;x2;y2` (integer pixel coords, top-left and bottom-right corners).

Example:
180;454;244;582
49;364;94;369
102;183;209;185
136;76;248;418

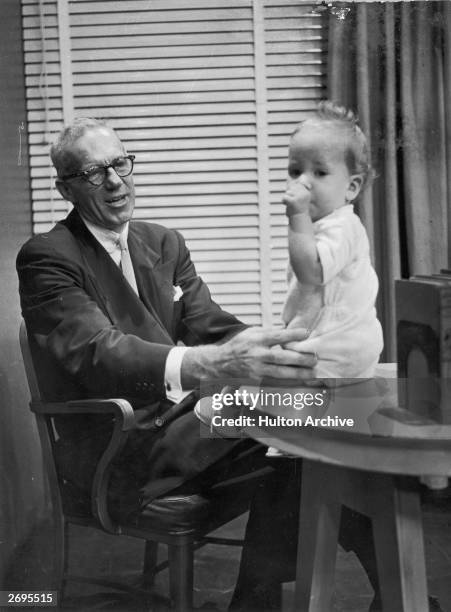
0;0;50;588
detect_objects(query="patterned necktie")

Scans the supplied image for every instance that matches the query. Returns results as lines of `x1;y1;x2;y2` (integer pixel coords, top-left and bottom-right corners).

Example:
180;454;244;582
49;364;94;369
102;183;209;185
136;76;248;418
118;234;139;296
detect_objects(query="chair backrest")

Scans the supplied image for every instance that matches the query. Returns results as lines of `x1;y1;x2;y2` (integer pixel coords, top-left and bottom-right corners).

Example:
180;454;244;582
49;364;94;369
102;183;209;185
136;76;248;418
19;320;42;402
19;320;70;529
18;319;129;531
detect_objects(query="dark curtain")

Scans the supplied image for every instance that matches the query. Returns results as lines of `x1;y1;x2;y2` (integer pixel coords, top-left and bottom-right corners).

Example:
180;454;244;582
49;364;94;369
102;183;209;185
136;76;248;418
327;1;451;360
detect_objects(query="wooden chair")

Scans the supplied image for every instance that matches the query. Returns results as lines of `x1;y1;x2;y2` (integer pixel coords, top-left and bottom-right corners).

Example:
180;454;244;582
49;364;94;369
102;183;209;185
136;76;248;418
19;321;271;611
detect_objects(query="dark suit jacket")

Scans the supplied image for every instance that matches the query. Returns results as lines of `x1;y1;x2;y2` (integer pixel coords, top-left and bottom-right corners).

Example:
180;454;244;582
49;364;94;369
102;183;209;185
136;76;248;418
17;210;247;507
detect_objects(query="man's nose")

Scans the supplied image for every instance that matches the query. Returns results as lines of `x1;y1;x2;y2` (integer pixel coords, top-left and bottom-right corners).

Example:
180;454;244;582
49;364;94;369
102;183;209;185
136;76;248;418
104;166;123;188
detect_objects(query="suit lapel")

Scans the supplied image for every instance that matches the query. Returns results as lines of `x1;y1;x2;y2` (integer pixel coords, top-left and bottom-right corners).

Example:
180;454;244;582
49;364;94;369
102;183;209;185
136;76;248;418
64;211;174;345
128;225;176;337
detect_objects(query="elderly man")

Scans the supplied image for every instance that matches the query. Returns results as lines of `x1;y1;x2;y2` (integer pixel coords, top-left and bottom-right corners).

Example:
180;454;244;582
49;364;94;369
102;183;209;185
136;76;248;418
17;117;317;609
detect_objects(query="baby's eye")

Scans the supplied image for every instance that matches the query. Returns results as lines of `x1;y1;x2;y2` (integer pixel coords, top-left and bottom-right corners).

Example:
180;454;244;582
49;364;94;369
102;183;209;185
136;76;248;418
288;167;301;178
314;169;327;177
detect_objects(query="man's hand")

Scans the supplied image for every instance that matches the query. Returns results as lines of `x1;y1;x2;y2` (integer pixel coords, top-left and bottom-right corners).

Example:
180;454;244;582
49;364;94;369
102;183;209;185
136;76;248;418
181;327;317;388
282;180;311;218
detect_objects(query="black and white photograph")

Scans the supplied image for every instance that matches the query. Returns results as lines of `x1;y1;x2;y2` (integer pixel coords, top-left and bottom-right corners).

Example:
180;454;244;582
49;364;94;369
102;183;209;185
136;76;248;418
1;1;451;610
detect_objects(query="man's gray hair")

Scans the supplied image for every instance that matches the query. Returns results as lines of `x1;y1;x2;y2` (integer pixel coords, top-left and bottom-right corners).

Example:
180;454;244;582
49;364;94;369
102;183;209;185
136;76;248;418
50;117;113;177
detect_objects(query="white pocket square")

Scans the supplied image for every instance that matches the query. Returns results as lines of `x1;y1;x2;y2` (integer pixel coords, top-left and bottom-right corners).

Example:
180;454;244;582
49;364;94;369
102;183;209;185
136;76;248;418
173;285;183;302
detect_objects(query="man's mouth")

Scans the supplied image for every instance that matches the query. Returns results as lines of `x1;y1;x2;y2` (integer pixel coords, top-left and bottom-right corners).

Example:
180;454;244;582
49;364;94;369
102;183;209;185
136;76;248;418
106;194;127;205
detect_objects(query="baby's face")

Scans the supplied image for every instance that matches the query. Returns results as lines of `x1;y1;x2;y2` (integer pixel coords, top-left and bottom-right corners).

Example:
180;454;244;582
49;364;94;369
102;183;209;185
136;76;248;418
287;123;362;221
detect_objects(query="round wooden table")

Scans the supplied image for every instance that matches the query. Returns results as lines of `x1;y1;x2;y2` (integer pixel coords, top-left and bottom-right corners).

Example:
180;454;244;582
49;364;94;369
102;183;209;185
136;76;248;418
240;366;451;611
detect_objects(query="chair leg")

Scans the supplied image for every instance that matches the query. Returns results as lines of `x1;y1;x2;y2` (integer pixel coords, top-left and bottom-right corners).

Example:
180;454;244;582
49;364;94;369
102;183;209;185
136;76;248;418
142;541;158;589
50;516;67;598
60;521;70;598
168;542;194;612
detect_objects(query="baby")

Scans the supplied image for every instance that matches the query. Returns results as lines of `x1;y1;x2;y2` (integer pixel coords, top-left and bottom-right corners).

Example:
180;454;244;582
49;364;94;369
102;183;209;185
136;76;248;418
281;100;383;382
266;100;384;457
197;101;383;441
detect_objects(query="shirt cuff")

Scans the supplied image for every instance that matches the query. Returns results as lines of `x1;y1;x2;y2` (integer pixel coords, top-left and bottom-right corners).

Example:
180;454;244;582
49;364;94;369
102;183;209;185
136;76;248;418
164;346;192;403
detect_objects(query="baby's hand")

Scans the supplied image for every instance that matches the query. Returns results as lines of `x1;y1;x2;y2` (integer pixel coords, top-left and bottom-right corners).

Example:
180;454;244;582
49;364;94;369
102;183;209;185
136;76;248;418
283;340;310;353
282;180;311;217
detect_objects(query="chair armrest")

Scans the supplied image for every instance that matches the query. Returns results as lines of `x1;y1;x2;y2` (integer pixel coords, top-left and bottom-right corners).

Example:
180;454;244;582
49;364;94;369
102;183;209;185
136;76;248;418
30;398;136;431
31;398;136;533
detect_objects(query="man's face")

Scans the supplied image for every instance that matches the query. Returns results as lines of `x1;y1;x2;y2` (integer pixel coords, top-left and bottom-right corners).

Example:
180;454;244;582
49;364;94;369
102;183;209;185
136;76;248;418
57;126;135;232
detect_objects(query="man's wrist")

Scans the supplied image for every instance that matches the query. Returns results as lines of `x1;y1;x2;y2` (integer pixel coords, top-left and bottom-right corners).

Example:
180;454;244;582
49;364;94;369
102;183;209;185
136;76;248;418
181;344;229;388
165;346;191;401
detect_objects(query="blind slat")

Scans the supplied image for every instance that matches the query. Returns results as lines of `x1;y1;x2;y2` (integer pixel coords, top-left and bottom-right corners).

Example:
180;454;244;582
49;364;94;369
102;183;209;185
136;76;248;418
69;0;253;12
71;8;253;25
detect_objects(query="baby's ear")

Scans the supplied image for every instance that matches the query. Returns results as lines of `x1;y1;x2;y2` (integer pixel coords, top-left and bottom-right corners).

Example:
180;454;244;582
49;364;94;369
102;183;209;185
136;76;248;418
346;174;363;202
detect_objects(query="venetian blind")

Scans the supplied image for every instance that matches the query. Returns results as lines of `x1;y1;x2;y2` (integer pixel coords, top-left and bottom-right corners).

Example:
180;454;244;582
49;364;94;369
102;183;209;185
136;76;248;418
22;0;326;325
264;0;326;321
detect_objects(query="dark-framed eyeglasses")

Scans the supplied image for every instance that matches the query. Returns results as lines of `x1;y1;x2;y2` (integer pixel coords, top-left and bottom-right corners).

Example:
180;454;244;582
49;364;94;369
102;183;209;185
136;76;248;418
61;154;135;187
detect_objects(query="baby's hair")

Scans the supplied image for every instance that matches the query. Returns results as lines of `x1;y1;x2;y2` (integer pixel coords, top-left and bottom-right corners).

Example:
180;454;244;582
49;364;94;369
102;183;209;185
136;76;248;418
292;100;375;190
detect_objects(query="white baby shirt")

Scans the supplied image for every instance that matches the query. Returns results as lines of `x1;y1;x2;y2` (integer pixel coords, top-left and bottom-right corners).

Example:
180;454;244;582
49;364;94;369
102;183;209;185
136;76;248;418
282;205;383;380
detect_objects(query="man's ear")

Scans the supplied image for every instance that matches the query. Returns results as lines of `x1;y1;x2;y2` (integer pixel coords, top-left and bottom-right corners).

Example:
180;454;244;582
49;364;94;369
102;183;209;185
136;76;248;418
55;178;75;204
346;174;363;203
